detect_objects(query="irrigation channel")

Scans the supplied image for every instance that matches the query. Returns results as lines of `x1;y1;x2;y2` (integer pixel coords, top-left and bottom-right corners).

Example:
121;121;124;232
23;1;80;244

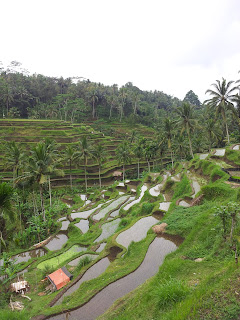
48;235;182;320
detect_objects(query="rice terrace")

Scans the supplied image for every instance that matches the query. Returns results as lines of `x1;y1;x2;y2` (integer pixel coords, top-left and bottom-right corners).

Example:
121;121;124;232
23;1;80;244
1;64;240;320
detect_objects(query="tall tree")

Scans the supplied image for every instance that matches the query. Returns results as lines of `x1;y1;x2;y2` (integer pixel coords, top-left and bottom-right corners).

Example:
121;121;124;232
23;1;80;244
162;118;176;168
176;102;198;158
133;138;144;179
0;182;14;234
116;141;132;181
118;87;127;122
64;146;76;189
205;78;238;143
76;136;92;191
92;144;106;188
4;142;24;183
183;90;201;107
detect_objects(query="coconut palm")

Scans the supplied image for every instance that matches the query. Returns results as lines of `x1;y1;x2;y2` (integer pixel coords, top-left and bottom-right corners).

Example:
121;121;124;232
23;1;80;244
18;140;63;220
64;145;76;189
173;134;188;161
92;143;106;188
204;118;221;152
162;118;176;168
133;138;144;179
176;102;198;158
76;136;93;191
118;87;127;122
0;182;14;236
4;141;24;184
42;138;64;207
116;141;132;181
88;87;98;118
205;78;238;143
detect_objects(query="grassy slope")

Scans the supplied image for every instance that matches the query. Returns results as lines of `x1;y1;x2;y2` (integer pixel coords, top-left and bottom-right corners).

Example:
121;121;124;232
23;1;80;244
1;130;240;319
99;161;240;320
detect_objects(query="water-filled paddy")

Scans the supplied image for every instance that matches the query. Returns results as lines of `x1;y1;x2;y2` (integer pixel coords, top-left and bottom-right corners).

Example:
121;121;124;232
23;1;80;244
94;218;121;243
0;248;46;266
71;203;103;220
116;216;158;248
49;236;179;320
93;196;128;221
54;257;111;306
75;219;89;233
123;185;147;211
159;202;171;212
45;233;68;251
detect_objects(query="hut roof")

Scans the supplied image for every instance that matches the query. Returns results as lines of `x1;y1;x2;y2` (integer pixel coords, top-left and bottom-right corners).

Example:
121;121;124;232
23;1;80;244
47;267;73;291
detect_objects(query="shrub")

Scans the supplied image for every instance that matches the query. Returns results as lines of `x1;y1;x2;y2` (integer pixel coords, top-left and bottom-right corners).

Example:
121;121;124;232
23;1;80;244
141;203;154;215
152;277;190;309
202;183;232;201
76;256;92;271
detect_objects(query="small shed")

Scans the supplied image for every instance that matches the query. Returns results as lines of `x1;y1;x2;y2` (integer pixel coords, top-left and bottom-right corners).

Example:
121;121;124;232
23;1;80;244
113;171;122;180
11;281;29;294
47;267;73;291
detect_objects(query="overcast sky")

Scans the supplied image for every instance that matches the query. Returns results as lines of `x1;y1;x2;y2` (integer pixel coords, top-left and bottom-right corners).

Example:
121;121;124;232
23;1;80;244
1;0;240;102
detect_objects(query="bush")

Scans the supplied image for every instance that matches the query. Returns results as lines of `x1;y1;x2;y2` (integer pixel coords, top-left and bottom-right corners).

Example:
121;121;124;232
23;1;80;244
0;310;29;320
141;203;154;215
76;256;92;271
202;183;232;201
152;277;190;309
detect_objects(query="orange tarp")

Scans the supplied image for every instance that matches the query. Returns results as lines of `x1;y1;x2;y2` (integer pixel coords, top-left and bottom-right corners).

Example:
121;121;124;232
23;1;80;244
47;267;72;290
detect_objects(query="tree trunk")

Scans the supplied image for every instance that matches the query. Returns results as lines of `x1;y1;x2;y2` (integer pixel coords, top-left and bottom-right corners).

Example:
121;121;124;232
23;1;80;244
230;217;235;243
225;121;230;144
48;176;52;207
147;160;150;172
84;160;88;192
187;126;194;158
122;164;125;181
171;148;174;169
70;160;72;190
92;100;95;118
98;165;101;188
39;185;45;222
109;104;113;119
137;159;140;179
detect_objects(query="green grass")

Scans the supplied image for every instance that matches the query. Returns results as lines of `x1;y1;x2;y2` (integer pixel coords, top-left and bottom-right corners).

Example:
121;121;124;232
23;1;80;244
37;245;86;270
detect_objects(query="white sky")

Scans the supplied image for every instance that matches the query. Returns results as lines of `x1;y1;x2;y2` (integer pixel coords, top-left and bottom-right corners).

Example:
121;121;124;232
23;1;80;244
1;0;240;102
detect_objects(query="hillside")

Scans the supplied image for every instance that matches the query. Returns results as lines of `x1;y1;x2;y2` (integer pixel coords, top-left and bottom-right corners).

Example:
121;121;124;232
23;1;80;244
0;119;170;187
0;140;240;320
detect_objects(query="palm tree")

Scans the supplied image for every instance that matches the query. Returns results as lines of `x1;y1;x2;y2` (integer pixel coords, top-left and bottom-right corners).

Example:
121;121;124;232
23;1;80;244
43;138;64;207
4;141;24;184
0;182;14;236
133;138;144;179
205;78;238;143
173;134;187;162
116;141;132;181
176;102;198;158
92;144;106;188
18;140;63;220
88;87;98;119
162;118;176;168
2;83;13;117
118;88;127;122
204;118;221;152
64;145;76;189
76;136;92;191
